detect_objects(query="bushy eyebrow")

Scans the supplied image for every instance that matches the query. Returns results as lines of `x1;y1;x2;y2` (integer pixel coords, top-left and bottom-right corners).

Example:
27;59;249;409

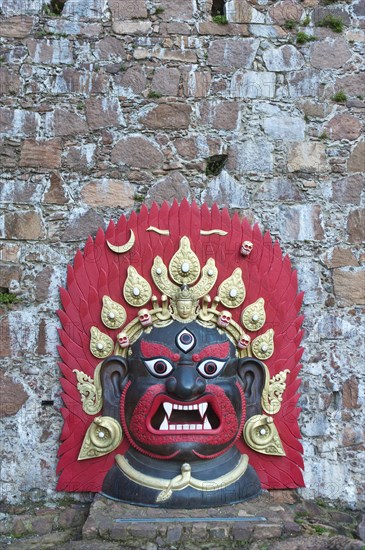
192;342;230;362
140;341;180;362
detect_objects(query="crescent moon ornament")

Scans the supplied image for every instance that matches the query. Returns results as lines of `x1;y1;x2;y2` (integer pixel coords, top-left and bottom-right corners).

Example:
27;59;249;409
107;230;135;254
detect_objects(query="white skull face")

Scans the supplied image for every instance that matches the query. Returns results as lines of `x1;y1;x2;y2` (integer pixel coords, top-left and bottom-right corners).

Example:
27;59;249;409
117;332;129;348
138;309;152;327
241;241;253;256
218;310;232;328
238;334;251;349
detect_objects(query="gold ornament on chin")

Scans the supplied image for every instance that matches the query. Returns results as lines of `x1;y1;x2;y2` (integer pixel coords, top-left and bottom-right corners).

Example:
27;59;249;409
243;415;285;456
78;416;123;460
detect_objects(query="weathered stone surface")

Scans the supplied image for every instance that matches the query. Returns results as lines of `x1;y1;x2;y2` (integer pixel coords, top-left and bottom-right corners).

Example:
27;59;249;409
0;265;20;289
343;376;360;408
108;0;147;20
198;22;249;35
348;141;365;173
322;247;358;268
112;21;151;35
313;6;351;26
85;97;125;129
331;175;363;205
26;39;74;65
54;109;88;136
151;67;181;96
34;266;54;302
263;45;304;72
231;70;276;99
325;114;362;141
207;38;259;69
347;208;365;244
298;100;329;119
43;172;67;205
0;108;40;138
174;137;198;160
311;38;352;69
112;136;164;169
263;116;305;141
256;178;304;201
62;144;96;172
0;370;29;414
0;16;34;38
81;179;134;208
333;269;365;306
335;73;365;98
140;103;191;129
225;0;252;23
54;68;107;95
115;66;147;95
288;142;327;173
94;37;125;60
201;170;250;208
198;100;240;130
228;139;273;173
160;22;191;35
153;47;197;63
20;139;61;169
279;205;325;240
146;172;191;206
182;68;211;98
59;209;104;241
269;0;303;24
159;0;194;19
288;69;322;98
0;67;20;95
5;210;44;240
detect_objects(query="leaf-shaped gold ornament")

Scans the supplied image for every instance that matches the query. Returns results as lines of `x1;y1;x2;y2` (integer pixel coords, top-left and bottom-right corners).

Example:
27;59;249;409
123;266;152;307
252;328;274;360
151;257;177;298
101;296;126;329
218;268;246;308
89;326;114;359
78;416;123;460
242;298;266;331
243;414;285;456
169;237;201;286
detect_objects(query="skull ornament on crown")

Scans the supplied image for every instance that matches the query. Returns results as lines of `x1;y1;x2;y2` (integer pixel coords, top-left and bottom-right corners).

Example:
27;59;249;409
57;201;304;507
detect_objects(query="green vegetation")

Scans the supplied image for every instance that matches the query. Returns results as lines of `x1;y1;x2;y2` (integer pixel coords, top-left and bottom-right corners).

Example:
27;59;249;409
316;14;344;33
319;131;328;140
0;55;5;64
284;19;297;30
212;15;228;24
302;15;311;26
42;0;64;16
148;90;162;99
0;292;20;304
155;7;165;14
297;31;316;44
134;193;145;203
332;90;347;103
76;102;84;110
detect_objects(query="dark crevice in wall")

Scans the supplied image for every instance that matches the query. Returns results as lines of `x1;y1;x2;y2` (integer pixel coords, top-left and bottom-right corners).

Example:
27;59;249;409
211;0;225;17
205;154;228;176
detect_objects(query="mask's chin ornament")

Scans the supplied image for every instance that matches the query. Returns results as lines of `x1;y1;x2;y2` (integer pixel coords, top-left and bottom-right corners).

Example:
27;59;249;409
59;202;304;508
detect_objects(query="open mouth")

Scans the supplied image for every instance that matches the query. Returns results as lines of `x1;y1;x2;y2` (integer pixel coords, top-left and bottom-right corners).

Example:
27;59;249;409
150;400;220;432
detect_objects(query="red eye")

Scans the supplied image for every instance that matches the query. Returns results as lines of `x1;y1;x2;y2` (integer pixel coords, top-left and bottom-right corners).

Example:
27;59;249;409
144;358;174;377
197;359;226;378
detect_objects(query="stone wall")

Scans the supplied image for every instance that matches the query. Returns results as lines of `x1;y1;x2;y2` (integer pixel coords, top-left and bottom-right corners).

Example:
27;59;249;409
0;0;364;506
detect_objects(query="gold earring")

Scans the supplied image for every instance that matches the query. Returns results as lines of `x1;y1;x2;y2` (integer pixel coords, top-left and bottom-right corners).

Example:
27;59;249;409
78;416;122;460
243;415;285;456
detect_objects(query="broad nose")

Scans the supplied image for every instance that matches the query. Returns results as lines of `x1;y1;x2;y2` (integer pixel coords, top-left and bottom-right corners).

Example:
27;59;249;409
166;363;206;400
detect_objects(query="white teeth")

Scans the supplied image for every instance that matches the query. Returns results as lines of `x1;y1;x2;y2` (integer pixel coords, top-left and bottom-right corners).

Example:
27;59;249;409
199;403;208;418
204;417;212;430
170;425;176;430
193;404;198;410
197;424;203;430
159;417;168;430
163;403;173;418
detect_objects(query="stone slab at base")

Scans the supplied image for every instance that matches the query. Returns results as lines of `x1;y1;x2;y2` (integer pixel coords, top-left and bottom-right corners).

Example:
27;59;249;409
82;492;295;547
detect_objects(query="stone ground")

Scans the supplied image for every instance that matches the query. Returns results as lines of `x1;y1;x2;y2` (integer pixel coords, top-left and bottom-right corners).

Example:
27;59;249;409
0;492;364;550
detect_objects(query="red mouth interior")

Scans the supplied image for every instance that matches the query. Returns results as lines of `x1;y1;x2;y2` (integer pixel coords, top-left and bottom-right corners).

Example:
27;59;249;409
150;400;220;432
